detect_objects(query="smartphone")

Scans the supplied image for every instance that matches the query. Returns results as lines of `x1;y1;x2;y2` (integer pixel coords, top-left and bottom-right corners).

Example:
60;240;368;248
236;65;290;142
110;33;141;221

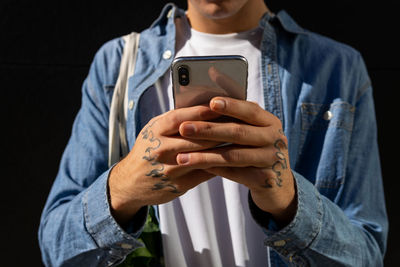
171;55;248;109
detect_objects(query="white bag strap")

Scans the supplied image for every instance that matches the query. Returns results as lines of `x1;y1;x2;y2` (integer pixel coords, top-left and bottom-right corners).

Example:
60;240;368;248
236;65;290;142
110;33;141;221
108;32;140;167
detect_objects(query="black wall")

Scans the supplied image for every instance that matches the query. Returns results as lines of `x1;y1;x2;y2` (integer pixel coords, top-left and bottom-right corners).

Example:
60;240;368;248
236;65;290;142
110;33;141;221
1;1;398;266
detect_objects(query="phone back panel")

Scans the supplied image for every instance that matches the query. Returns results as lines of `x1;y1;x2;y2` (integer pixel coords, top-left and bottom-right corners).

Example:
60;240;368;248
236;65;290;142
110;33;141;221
171;56;248;109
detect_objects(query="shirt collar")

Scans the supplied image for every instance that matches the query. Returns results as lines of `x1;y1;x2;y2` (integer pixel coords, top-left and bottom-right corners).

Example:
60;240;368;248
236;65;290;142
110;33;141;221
260;9;306;35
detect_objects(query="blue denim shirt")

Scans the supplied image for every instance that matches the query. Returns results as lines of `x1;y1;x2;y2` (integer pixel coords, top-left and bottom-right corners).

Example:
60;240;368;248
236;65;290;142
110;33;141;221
38;3;388;267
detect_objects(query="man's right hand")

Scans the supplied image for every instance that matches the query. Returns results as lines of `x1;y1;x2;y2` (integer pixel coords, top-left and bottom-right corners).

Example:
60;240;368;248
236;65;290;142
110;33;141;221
108;105;221;225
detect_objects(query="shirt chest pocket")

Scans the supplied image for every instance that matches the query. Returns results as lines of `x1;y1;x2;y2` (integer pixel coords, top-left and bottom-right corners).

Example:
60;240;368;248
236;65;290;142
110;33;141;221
301;101;355;131
299;101;355;200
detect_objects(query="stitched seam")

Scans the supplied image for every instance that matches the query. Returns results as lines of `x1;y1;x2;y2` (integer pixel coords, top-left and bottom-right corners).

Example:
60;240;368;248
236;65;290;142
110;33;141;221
315;176;344;189
83;190;100;247
356;81;372;102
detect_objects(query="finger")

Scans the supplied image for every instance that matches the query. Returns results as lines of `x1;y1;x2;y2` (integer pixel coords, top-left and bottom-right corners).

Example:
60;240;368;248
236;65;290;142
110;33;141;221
141;135;222;166
150;157;219;186
176;146;276;168
210;97;280;127
179;120;279;146
145;105;220;136
164;136;223;154
206;167;288;190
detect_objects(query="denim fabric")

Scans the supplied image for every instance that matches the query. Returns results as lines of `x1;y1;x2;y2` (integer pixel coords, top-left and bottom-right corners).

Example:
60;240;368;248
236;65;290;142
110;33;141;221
38;3;388;266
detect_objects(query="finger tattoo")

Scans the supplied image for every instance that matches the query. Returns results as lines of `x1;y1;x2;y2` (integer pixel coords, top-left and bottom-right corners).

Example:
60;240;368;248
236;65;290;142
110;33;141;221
141;122;180;194
262;138;288;188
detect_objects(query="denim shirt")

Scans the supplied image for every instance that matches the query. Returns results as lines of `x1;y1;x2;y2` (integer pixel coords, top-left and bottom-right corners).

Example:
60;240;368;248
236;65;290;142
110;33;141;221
38;3;388;267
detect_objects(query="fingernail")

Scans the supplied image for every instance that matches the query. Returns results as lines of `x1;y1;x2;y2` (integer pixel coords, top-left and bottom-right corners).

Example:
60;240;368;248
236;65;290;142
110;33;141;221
212;99;225;110
182;123;196;136
177;154;189;165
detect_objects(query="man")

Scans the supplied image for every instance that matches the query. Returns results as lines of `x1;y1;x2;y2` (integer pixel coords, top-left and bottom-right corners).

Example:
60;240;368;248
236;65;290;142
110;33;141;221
39;0;388;266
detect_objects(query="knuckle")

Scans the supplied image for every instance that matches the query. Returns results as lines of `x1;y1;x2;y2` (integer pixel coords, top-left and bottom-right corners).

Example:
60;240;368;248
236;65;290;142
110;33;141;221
274;133;288;150
191;153;204;165
172;183;183;193
222;149;241;163
193;122;211;137
272;150;282;161
281;135;288;146
154;147;168;160
248;104;259;117
198;106;211;120
251;101;262;111
150;150;162;161
162;166;173;177
272;116;283;127
147;117;156;125
194;152;213;166
201;123;213;136
146;117;158;130
168;112;181;130
249;101;260;110
232;124;246;140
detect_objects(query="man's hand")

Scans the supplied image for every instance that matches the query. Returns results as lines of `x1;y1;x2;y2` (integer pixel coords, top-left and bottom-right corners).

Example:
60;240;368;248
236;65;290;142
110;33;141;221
108;105;221;225
177;97;297;226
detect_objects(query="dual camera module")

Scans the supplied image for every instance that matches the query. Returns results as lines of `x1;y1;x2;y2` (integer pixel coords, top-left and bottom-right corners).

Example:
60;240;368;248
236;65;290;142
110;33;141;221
178;65;190;86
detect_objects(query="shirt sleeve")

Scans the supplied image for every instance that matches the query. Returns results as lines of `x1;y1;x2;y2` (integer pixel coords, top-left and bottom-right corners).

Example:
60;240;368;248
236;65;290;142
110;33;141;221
38;38;148;267
249;56;388;266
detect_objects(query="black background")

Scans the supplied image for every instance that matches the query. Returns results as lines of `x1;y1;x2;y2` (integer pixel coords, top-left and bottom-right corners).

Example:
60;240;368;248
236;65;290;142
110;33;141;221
1;0;398;266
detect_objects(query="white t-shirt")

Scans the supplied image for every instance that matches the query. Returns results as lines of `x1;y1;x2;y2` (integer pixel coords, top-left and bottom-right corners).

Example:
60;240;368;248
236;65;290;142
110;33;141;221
157;16;269;267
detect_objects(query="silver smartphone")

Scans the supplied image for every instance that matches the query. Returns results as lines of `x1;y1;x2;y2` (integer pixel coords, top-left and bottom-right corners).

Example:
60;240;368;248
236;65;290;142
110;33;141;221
171;55;248;109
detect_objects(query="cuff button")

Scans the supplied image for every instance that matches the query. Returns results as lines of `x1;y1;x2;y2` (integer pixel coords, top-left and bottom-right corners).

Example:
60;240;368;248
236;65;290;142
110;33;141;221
120;243;133;249
273;240;286;247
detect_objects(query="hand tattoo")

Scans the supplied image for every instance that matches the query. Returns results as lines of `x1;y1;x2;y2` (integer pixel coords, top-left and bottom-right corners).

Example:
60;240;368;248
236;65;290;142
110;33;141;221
262;130;288;188
141;122;180;194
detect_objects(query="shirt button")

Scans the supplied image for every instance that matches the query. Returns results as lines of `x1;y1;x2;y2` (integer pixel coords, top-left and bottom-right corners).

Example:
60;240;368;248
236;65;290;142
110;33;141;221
120;243;133;249
273;240;286;246
128;100;134;110
323;110;333;120
163;50;172;60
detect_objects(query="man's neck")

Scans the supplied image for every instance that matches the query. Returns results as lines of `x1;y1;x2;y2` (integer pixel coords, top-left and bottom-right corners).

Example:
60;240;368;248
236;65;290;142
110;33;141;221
186;0;269;34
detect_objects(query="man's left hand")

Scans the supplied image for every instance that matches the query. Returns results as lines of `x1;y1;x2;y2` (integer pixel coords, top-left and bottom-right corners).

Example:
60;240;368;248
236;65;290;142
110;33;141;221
176;97;297;226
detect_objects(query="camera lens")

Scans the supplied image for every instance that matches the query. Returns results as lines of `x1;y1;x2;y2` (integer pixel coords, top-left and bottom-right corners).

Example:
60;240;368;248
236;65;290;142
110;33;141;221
178;66;190;86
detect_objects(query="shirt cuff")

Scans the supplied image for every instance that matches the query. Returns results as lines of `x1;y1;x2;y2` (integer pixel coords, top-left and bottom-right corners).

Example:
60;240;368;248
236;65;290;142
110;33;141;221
82;169;148;262
249;170;323;263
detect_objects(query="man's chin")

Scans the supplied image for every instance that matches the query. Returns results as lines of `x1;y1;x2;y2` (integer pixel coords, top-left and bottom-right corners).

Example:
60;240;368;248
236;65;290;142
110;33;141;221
201;5;237;20
189;0;240;20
